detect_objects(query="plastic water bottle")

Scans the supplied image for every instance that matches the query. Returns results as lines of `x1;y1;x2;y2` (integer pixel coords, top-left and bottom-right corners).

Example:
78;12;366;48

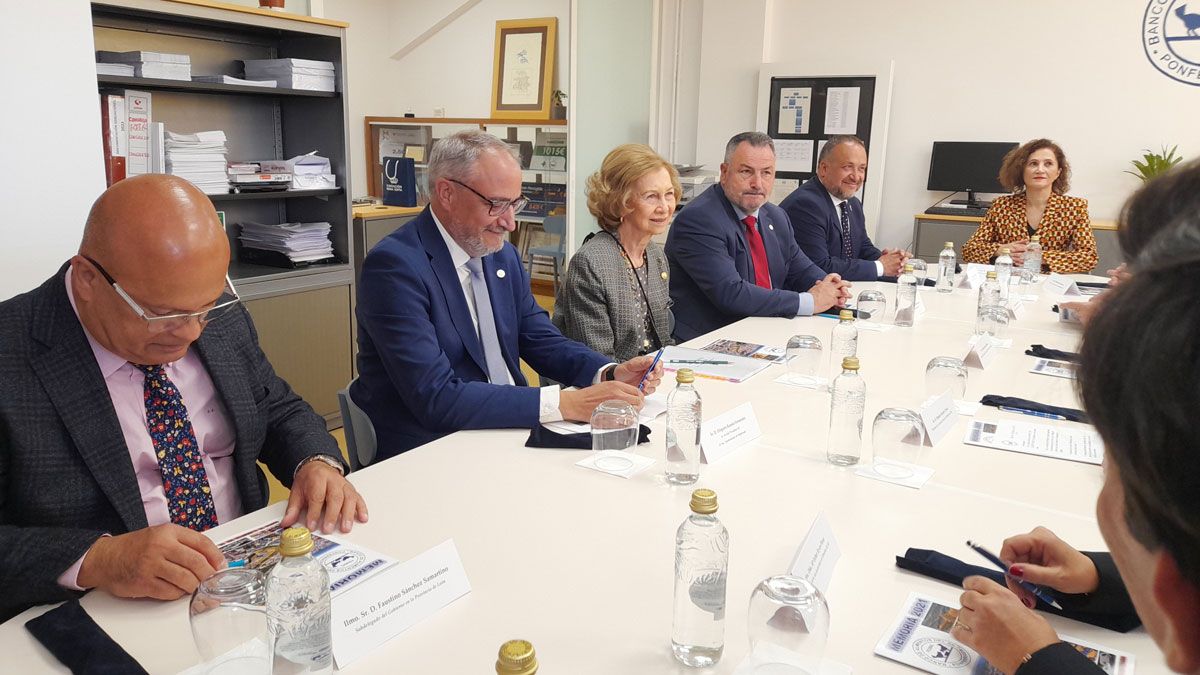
1024;235;1043;283
496;639;538;674
267;527;333;675
672;488;729;668
978;270;1002;311
828;356;865;466
665;369;702;486
936;241;956;293
830;309;858;376
895;263;917;327
995;247;1014;301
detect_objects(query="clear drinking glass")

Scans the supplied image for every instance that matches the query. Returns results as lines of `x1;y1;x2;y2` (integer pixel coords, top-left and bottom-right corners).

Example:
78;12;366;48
785;335;823;380
924;356;968;400
189;567;271;675
870;408;927;479
908;258;928;286
746;575;830;674
591;399;639;472
855;290;887;322
974;305;1010;338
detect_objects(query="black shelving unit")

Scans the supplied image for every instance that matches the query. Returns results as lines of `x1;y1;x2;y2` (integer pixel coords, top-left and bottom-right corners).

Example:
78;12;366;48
97;74;337;98
210;188;342;202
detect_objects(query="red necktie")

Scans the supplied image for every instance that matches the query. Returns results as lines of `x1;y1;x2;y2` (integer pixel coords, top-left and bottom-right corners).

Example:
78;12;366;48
743;215;771;289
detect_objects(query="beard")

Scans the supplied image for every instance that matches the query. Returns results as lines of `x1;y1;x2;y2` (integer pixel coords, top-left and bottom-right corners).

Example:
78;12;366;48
447;217;505;257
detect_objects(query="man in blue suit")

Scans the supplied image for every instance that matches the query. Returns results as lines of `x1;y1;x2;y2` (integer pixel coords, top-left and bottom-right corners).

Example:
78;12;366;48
666;132;851;342
780;135;908;281
354;131;661;459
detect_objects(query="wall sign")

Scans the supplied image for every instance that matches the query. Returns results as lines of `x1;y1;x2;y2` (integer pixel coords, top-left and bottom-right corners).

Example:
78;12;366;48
1142;0;1200;86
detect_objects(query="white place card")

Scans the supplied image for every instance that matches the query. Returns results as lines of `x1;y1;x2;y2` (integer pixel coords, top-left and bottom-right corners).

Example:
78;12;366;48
1007;296;1025;320
957;263;992;289
1030;358;1078;380
788;511;841;595
575;450;655;478
700;402;761;463
963;335;998;369
855;459;935;489
1021;293;1039;302
919;390;958;446
954;400;981;416
1044;273;1082;296
774;372;829;390
331;539;471;668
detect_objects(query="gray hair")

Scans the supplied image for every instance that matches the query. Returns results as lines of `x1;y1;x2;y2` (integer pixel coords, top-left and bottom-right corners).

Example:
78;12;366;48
817;135;866;165
723;131;774;164
427;130;520;186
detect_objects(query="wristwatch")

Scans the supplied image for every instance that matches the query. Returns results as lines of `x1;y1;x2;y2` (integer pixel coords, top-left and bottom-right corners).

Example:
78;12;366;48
294;453;345;480
602;364;619;382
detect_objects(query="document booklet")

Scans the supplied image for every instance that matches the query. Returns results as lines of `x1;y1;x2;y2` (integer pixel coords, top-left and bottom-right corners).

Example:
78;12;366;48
963;419;1103;465
875;593;1135;674
661;345;772;383
218;520;397;597
701;338;788;362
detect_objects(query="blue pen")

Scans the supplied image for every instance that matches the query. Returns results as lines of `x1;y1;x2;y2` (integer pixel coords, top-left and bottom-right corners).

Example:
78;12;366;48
998;406;1068;421
637;348;665;391
966;540;1064;610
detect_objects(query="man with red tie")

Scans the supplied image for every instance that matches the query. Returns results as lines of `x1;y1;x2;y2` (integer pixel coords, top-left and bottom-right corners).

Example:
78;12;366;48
666;132;851;341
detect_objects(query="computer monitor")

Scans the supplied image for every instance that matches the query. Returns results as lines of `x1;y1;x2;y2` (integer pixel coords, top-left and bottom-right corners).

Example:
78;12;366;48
927;141;1019;208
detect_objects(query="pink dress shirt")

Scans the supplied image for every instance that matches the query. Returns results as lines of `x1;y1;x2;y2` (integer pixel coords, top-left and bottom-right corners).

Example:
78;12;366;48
58;267;242;588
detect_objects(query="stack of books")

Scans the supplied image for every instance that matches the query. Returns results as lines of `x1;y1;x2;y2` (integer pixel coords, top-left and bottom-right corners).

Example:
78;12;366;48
242;58;335;91
96;51;191;80
165;130;229;194
238;222;335;268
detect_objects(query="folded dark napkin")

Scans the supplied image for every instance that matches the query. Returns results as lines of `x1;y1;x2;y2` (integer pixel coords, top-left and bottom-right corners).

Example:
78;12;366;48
879;275;938;287
526;424;652;449
980;394;1090;423
895;548;1141;633
1025;344;1080;362
25;600;149;675
1075;281;1109;289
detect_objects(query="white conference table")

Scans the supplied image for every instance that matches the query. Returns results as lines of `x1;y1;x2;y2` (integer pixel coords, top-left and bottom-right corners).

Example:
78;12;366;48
1;277;1168;674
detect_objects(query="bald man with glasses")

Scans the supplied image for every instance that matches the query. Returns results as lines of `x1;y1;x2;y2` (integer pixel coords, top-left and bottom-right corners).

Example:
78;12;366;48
0;174;366;621
353;130;662;460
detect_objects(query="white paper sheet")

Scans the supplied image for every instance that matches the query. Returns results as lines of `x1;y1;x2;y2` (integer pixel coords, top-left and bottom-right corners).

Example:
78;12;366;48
775;138;815;173
824;87;861;135
963;419;1103;465
777;87;813;134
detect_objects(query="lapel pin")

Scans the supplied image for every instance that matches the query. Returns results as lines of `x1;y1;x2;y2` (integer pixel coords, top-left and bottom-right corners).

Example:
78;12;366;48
661;271;668;280
768;224;774;230
496;269;506;279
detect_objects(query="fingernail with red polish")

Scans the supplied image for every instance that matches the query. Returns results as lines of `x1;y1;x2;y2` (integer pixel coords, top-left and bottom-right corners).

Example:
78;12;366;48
1023;597;1035;608
1009;565;1024;576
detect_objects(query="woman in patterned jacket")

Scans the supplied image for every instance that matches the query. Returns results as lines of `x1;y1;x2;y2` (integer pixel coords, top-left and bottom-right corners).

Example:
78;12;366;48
961;139;1098;274
552;144;679;362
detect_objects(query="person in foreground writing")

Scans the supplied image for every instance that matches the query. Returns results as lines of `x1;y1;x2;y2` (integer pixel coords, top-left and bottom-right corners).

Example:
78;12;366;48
950;247;1200;674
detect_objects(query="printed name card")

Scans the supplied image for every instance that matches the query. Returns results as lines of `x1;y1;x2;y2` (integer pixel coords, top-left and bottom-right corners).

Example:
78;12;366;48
919;390;958;446
332;539;471;668
964;335;998;369
788;511;841;596
700;402;761;463
956;263;992;290
1006;296;1025;320
1043;273;1082;296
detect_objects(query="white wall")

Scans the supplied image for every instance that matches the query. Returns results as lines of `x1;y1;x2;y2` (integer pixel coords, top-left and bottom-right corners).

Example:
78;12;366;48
0;2;106;299
688;0;1200;249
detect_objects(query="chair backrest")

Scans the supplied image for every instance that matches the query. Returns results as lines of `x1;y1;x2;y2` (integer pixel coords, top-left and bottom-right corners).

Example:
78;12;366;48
542;215;567;249
337;378;377;471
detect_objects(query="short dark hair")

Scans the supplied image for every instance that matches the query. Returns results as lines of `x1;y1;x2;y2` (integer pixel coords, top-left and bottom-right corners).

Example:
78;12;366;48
723;131;774;164
1117;157;1200;265
1078;252;1200;590
998;138;1071;194
817;135;865;165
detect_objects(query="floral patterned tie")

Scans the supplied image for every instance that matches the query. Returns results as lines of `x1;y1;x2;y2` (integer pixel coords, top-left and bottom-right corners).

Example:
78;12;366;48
135;364;219;532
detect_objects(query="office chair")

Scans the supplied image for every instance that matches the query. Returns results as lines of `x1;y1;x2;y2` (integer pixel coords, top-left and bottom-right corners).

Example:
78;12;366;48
337;378;377;471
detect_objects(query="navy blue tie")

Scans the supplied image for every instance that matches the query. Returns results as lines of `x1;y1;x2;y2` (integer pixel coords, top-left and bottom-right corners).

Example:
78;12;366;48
838;202;854;259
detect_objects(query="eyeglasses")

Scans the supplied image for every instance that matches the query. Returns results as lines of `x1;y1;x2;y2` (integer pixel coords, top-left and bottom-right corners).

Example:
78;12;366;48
83;255;241;333
447;178;529;216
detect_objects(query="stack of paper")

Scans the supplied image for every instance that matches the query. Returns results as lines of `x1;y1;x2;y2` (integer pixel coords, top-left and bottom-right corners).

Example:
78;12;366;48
192;74;278;87
238;221;335;264
243;58;335;91
96;63;134;76
257;153;337;190
165;130;229;194
96;50;191;80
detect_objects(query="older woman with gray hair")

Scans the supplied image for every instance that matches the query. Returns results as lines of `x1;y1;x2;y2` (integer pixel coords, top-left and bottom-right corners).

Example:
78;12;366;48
552;144;680;362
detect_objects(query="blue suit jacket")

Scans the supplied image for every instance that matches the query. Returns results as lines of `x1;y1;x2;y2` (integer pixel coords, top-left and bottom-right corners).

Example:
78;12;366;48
352;208;611;459
665;184;826;342
780;177;882;281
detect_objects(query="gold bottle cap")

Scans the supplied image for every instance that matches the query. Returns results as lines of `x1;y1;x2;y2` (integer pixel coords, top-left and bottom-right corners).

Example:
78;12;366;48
999;247;1011;255
496;639;537;675
903;263;914;273
278;526;314;557
1030;234;1040;242
676;368;696;384
986;270;998;279
690;488;718;515
944;241;954;248
839;309;854;321
841;356;860;371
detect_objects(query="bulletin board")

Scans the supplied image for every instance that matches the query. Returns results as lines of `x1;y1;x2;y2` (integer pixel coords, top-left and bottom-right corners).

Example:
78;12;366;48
764;76;876;183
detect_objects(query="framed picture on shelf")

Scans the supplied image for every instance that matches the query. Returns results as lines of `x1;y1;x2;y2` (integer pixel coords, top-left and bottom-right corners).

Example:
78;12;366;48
490;18;557;120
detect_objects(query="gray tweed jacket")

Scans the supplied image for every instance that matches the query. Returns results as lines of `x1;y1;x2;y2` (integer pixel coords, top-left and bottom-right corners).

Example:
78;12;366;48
553;231;674;362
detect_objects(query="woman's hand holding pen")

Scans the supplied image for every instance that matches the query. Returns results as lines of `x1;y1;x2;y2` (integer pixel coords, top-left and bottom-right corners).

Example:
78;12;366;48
1000;526;1100;606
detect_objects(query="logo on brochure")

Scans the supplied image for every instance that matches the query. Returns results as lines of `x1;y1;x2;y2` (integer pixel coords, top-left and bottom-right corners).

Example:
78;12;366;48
913;637;972;668
320;547;366;573
1143;1;1200;85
